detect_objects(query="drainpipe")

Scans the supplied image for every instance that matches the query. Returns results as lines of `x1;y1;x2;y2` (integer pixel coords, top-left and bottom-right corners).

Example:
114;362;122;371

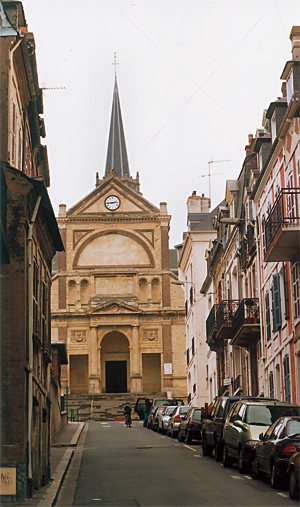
27;195;42;484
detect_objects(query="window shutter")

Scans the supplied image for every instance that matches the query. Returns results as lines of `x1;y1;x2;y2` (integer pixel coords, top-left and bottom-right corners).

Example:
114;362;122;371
271;284;275;332
273;273;282;331
283;355;291;403
269;371;274;398
282;264;289;321
261;215;266;256
265;292;271;341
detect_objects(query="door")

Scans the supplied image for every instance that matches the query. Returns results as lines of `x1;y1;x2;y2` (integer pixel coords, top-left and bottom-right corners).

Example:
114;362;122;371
105;361;127;393
70;355;89;394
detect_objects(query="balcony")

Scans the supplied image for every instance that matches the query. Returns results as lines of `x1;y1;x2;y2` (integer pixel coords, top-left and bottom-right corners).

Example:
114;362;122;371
264;188;300;262
206;300;240;352
231;298;260;346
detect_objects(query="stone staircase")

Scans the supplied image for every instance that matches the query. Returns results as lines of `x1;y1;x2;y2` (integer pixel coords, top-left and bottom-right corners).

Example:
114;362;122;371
65;393;167;422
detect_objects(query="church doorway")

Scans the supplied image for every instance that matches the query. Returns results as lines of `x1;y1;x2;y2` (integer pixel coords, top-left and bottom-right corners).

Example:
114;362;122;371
105;361;127;393
101;331;130;393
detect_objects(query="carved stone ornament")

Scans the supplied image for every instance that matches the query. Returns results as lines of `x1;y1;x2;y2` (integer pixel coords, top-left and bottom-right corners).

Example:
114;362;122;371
143;329;158;342
71;330;87;343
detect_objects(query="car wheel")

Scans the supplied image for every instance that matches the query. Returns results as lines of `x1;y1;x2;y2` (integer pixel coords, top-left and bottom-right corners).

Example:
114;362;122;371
162;427;166;435
270;462;280;489
238;448;245;474
289;471;299;500
222;444;231;468
171;427;175;438
158;426;161;434
185;431;192;444
202;436;213;457
178;430;183;442
250;456;261;480
214;441;223;462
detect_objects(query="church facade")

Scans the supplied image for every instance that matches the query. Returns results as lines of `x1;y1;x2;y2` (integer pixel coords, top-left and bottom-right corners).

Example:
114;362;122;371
51;79;187;397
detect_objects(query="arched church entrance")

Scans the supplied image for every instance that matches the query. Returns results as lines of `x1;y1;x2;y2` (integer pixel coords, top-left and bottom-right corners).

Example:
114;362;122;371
101;331;130;393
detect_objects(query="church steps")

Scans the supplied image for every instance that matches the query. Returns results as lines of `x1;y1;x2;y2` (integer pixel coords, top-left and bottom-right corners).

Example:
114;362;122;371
64;392;167;421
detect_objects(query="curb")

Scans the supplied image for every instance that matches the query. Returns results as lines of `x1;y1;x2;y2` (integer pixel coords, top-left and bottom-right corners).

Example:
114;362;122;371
36;423;85;507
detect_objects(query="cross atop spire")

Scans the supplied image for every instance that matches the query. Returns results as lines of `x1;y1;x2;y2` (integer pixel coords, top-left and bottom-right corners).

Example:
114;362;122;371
104;75;130;178
112;52;119;78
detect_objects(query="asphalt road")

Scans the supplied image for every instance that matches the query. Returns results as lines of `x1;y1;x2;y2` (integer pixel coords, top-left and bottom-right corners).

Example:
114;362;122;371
56;420;296;507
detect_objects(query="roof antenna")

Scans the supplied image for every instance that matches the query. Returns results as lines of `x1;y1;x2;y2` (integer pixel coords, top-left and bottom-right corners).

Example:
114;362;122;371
112;52;119;78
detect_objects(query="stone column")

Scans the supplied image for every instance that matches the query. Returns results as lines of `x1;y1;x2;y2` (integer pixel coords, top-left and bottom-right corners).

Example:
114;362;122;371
131;325;142;393
89;326;100;393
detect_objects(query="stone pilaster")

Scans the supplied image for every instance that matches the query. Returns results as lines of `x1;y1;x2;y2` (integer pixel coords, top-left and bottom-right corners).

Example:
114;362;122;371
89;326;100;393
131;325;142;393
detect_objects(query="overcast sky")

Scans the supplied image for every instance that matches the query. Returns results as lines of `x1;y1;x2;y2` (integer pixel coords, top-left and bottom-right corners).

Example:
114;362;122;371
23;0;300;247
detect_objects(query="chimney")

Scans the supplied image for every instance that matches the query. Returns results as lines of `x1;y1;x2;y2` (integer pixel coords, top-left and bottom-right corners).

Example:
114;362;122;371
160;202;168;215
187;192;210;214
281;81;287;98
58;204;67;217
290;26;300;59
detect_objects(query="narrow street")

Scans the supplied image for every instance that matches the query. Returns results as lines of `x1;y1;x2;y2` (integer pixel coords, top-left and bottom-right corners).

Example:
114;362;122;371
56;421;294;507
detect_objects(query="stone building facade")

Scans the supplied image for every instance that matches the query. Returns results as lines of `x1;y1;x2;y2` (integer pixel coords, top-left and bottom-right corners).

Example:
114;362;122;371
51;79;187;398
0;2;64;501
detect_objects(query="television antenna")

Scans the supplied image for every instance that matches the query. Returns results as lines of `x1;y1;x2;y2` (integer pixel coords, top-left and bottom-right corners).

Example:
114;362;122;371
199;159;231;205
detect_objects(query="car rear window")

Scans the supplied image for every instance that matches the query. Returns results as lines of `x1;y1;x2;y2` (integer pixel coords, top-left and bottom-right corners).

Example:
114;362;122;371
287;419;300;436
166;406;176;415
245;405;300;426
192;410;202;422
180;406;190;414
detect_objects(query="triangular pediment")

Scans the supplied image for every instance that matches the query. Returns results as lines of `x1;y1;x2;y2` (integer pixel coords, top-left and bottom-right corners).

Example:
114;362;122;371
88;299;141;315
67;176;159;217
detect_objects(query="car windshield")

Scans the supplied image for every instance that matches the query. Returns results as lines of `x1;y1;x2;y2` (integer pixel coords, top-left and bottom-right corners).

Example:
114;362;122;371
245;405;300;426
286;420;300;436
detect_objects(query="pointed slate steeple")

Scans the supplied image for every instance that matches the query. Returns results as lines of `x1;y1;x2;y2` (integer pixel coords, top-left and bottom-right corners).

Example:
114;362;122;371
105;78;130;178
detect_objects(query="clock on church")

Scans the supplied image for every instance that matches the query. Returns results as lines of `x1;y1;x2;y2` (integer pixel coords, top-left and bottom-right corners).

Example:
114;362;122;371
105;195;120;210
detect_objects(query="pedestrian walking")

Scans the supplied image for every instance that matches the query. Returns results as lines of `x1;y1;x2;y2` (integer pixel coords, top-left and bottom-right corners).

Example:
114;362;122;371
124;402;132;427
143;397;152;427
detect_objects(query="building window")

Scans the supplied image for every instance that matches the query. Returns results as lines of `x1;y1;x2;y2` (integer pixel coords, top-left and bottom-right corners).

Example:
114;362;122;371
42;281;48;350
33;258;39;336
261;215;266;257
283;263;289;321
265;291;271;341
191;337;195;356
190;286;193;305
186;348;190;365
193;383;196;393
271;273;282;332
292;262;300;320
11;101;16;165
269;371;274;398
283;354;291;403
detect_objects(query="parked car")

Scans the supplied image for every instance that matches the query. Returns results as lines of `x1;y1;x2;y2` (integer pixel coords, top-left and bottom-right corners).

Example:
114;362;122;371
222;400;300;473
288;452;300;500
202;396;272;461
157;405;177;434
134;397;184;420
146;406;160;429
178;407;202;444
152;407;165;432
167;405;191;438
250;416;300;488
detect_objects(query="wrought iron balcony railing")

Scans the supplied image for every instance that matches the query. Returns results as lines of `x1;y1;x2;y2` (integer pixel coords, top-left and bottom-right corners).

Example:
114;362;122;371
206;300;240;345
265;188;300;252
232;298;260;339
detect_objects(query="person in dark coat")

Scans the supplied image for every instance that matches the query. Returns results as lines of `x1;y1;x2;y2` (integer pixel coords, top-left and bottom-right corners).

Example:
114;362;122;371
143;398;152;427
124;403;132;427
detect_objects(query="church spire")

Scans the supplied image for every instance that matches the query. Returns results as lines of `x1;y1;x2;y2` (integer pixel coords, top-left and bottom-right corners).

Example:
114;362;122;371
105;76;130;178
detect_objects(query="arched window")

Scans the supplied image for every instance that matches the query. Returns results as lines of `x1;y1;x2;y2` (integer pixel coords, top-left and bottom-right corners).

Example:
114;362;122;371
139;278;148;303
151;278;160;303
80;279;90;305
68;280;77;305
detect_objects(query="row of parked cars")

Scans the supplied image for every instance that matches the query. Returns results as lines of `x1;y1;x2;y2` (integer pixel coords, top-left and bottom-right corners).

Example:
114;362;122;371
202;396;300;500
137;396;300;500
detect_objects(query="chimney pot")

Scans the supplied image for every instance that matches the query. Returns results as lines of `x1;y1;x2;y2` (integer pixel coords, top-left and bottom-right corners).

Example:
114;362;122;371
290;25;300;59
58;204;67;217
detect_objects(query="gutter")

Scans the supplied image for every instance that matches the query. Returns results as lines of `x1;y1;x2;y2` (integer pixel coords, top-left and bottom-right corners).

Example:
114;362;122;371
27;194;42;483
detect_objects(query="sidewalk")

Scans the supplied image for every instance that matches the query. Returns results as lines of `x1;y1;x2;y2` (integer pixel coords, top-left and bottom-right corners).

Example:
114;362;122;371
6;422;85;507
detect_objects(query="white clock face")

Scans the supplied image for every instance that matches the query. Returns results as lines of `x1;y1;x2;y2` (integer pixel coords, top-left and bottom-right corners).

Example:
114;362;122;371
105;195;120;211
